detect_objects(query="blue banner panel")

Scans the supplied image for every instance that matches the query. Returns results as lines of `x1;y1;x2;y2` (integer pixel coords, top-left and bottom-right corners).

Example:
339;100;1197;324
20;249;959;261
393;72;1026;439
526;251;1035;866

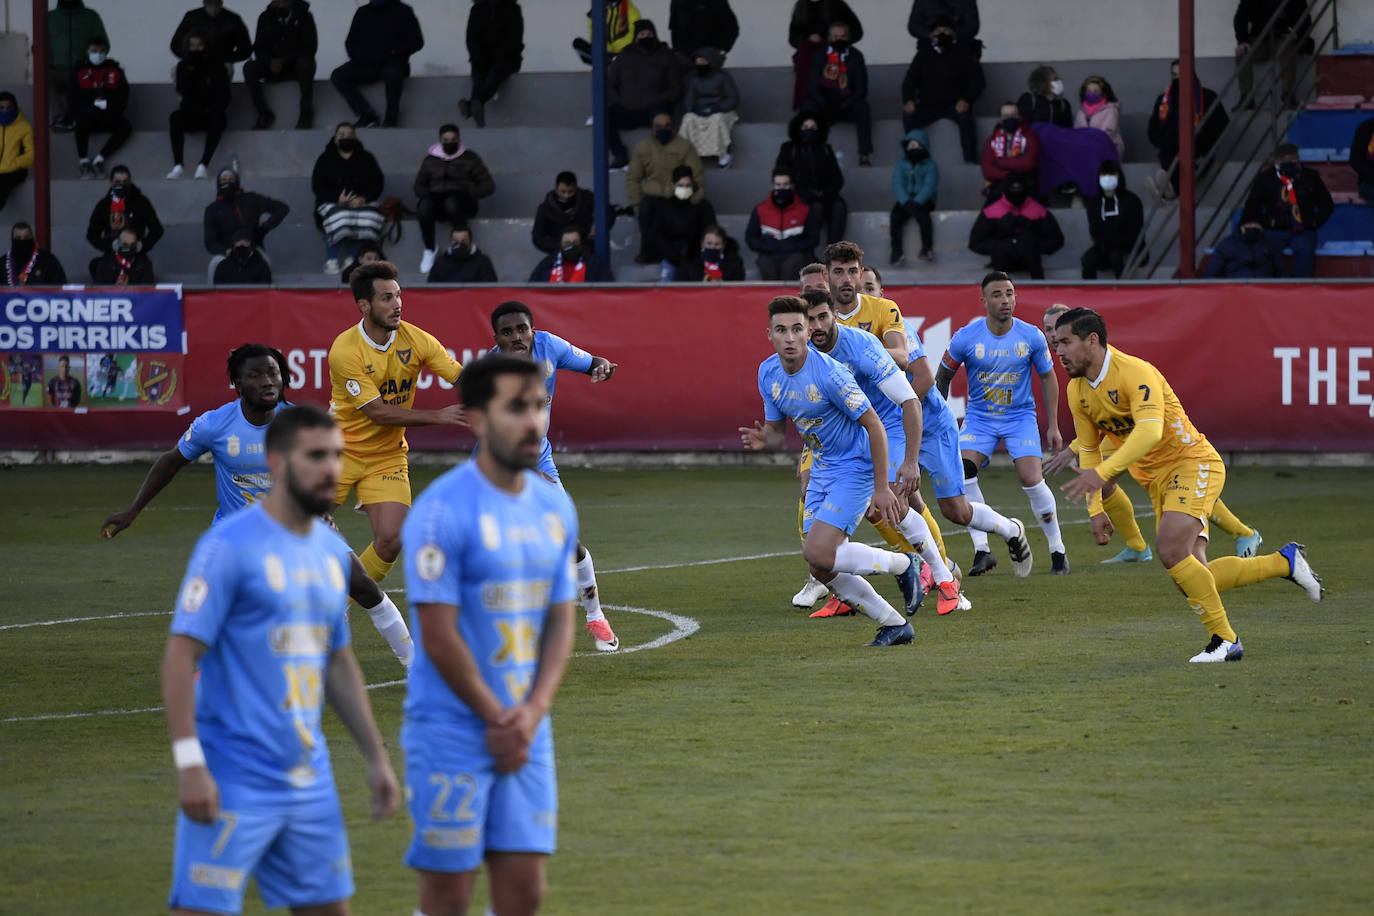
0;288;184;353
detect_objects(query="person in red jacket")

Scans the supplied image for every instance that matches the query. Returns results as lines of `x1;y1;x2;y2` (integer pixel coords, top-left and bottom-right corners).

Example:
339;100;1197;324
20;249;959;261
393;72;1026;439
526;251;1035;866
980;101;1040;202
745;169;821;281
70;34;131;178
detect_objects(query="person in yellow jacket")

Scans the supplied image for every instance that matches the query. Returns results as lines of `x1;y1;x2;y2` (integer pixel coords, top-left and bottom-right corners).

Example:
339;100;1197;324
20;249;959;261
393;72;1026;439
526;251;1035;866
0;92;34;210
574;0;641;64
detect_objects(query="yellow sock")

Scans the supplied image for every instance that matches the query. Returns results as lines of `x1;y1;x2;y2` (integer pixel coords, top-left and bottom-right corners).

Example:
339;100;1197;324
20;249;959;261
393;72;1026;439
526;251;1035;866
797;497;807;546
1167;555;1236;641
1101;487;1148;551
1208;552;1288;593
919;503;951;568
1208;499;1254;538
871;517;918;554
359;544;396;584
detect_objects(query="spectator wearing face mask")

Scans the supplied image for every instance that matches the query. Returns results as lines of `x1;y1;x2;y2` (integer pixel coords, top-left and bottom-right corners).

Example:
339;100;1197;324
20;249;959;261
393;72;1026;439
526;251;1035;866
90;228;155;285
981;102;1040;201
745;168;821;281
428;224;498;283
311;122;385;273
0;92;35;210
49;0;109;131
901;18;984;164
533;171;595;254
1145;60;1228;200
330;0;425;128
787;0;861;112
890;129;939;265
86;165;163;254
1240;143;1333;279
1017;65;1072;127
775;110;846;246
3;222;67;287
245;0;319;130
907;0;980;46
462;0;524;129
627;111;703;259
203;168;289;259
1204;220;1286;278
530;225;614;283
170;0;252;69
639;164;717;281
968;176;1063;280
806;20;872;166
1074;75;1124;158
1352;115;1374;203
679;47;740;168
677;222;743;282
414;123;496;274
213;228;274;284
340;239;386;285
167;31;231;180
1081;160;1142;279
70;35;131;178
606;19;682;169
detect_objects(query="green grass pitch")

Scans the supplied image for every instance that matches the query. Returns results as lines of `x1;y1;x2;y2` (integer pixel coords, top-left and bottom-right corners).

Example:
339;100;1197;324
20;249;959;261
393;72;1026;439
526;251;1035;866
2;463;1372;914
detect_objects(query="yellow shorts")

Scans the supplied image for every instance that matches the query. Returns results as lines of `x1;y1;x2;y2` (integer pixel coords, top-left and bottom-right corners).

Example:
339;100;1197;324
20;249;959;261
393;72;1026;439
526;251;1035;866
799;447;814;473
1147;456;1224;533
335;451;412;508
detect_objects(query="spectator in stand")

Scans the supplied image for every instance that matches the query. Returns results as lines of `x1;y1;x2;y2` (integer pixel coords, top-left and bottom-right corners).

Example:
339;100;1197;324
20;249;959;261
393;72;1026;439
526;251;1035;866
679;48;739;168
901;17;984;164
678;223;744;282
3;223;67;286
1351;115;1374;203
1145;60;1229;200
428;224;498;283
807;20;873;166
533;171;595;253
213;228;273;284
982;101;1041;200
1024;66;1119;199
530;225;614;283
640;164;717;281
414;123;496;274
745;168;821;281
1205;220;1286;278
669;1;738;65
1234;0;1305;107
86;166;163;254
787;1;861;111
167;31;231;180
48;0;108;131
71;35;131;178
1074;75;1124;157
171;0;253;73
245;0;318;130
1017;66;1072;127
907;0;980;46
1081;160;1143;279
606;20;682;169
203;167;289;266
90;227;155;285
890;128;939;265
462;0;523;129
340;239;385;285
968;175;1063;279
1240;143;1333;278
574;0;640;66
311;122;385;273
627;111;703;259
0;93;35;209
330;0;424;128
775;110;846;245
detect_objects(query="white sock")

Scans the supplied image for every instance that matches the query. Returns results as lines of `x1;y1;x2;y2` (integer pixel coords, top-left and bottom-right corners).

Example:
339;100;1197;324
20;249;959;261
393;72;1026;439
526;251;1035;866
576;550;604;622
367;595;414;667
963;475;992;551
896;509;952;583
969;501;1018;540
1023;480;1065;553
832;541;908;576
829;573;906;626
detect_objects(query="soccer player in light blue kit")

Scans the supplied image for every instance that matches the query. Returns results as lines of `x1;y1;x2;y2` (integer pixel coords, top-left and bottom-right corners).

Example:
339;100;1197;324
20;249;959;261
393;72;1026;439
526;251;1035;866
742;295;917;647
936;271;1065;577
401;354;580;916
161;405;400;916
487;300;621;652
102;343;414;667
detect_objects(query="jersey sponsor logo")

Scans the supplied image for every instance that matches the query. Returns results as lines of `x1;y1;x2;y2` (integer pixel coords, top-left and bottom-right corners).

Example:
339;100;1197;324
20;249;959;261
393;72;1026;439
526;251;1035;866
423;827;479;849
270;624;330;656
480;514;501;550
805;384;823;403
180;575;209;613
346;379;362;397
415;543;446;581
325;555;346;591
263;554;287;592
226;434;241;457
975;343;985;360
844;388;865;412
543;511;566;546
1015;341;1029;358
397;348;412;365
482;579;552;613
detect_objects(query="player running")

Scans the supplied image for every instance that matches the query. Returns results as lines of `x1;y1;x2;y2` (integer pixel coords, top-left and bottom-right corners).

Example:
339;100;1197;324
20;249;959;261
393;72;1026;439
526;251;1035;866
101;343;413;667
161;405;399;915
487;300;621;651
935;271;1060;577
1054;308;1323;663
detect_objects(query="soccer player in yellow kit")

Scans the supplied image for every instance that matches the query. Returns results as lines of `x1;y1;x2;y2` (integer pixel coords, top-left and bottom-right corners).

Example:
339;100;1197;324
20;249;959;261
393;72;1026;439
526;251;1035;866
328;261;465;598
1054;308;1323;663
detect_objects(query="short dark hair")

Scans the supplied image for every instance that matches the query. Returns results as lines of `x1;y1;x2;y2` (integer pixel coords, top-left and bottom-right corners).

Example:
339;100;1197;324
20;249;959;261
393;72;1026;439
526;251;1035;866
0;91;16;107
799;262;827;280
58;354;70;365
182;28;210;53
11;221;32;236
88;34;110;50
771;167;793;181
439;123;459;136
227;342;289;386
671;164;694;182
560;224;584;242
266;404;336;455
110;164;131;179
980;270;1013;291
767;295;807;320
450;222;472;238
490;300;533;331
555;170;577;187
864;265;883;286
334;121;353;134
459;353;542;411
802;288;833;311
1055;307;1108;346
823;241;865;266
350;260;399;303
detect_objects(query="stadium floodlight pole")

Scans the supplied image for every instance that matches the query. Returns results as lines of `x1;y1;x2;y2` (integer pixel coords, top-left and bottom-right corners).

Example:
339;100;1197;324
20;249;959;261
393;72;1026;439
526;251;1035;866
591;4;609;264
1177;0;1197;278
32;0;52;250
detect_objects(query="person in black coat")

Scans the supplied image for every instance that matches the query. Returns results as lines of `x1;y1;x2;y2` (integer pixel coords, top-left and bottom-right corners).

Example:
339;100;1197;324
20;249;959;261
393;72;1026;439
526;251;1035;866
676;222;744;281
70;36;132;174
1204;221;1286;278
532;171;596;253
170;0;252;66
310;123;385;267
2;223;67;286
787;0;861;111
1233;0;1307;105
901;18;984;163
669;0;738;61
1240;143;1333;278
640;164;717;279
530;225;614;282
203;168;289;255
1017;65;1072;127
463;0;523;127
330;0;424;127
806;20;872;162
86;166;164;253
89;228;155;285
1081;160;1143;279
968;176;1064;280
167;30;231;178
428;224;499;283
245;0;318;129
907;0;979;46
775;110;847;245
1146;60;1229;199
213;228;274;284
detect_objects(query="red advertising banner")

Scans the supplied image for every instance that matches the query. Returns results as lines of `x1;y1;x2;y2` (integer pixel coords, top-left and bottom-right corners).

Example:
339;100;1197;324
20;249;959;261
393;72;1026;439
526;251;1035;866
3;283;1372;453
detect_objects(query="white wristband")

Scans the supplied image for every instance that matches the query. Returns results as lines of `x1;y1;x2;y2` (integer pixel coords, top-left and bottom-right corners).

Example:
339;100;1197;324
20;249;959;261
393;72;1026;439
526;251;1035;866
172;737;206;770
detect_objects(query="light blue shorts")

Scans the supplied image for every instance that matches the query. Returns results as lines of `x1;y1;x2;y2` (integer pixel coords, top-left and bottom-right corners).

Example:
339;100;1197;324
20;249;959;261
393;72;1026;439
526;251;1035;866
536;439;561;485
883;426;906;484
959;412;1044;465
920;421;966;499
803;460;872;536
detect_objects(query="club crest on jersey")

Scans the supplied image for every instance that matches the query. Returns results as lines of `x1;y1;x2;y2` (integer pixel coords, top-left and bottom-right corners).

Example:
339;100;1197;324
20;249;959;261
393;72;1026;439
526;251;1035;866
480;514;501;550
226;434;240;457
806;384;823;403
1108;390;1119;405
771;381;782;401
263;554;287;592
975;343;985;359
858;321;872;332
542;358;555;379
1015;341;1029;358
397;348;413;365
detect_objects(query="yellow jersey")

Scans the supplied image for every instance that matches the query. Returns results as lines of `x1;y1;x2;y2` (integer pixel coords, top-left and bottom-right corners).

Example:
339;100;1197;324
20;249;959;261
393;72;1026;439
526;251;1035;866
836;293;905;344
327;319;462;459
1068;346;1217;484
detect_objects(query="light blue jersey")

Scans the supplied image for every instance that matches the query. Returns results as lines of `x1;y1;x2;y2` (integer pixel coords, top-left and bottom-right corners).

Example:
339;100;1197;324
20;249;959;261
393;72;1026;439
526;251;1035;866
177;399;290;523
759;349;873;471
943;316;1053;421
905;326;956;436
813;325;903;435
490;330;594;481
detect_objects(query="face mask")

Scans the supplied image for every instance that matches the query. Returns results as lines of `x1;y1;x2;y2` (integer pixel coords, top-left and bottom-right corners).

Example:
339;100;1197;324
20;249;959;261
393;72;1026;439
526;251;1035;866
1279;162;1300;179
110;182;127;194
556;193;575;205
337;137;358;152
441;141;459;155
448;242;470;259
1084;91;1103;104
233;246;253;260
11;239;35;260
674;185;693;200
695;63;711;76
701;247;722;262
935;35;953;50
187;49;205;59
88;52;106;65
1098;174;1118;192
772;188;794;208
1006;189;1029;207
218;180;239;196
638;36;657;50
1001;117;1020;134
1241;226;1263;244
654;127;673;144
561;243;583;262
830;39;848;52
117;245;135;256
0;108;16;126
800;127;818;143
905;148;928;163
1049;79;1065;96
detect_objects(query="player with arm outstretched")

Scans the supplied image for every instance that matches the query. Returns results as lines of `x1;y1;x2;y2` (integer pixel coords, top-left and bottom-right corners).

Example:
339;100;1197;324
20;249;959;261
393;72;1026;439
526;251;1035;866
488;300;621;652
